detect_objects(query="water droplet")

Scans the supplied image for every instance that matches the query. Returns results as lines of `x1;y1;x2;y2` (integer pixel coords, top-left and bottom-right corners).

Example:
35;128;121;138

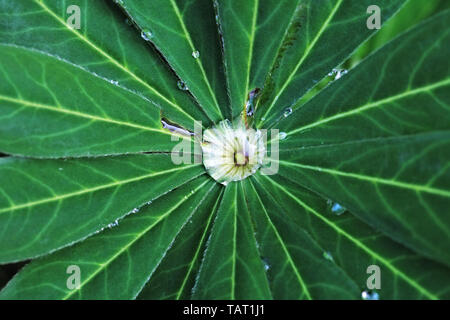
329;68;348;80
361;290;379;300
125;18;132;26
107;219;119;228
283;107;293;118
131;208;139;214
327;199;346;215
177;80;189;91
58;167;63;171
192;50;200;59
114;0;124;4
262;258;270;271
141;29;153;41
279;132;287;140
110;80;119;85
323;251;334;261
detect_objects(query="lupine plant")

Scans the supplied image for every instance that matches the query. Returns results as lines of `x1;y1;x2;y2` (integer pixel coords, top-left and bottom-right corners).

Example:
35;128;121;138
0;0;449;300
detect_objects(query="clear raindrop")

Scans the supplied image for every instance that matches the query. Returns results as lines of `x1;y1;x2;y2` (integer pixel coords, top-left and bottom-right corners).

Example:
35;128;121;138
327;199;346;215
279;132;287;140
329;68;348;80
361;290;379;300
283;107;293;118
323;251;334;261
262;258;270;271
141;29;153;41
177;80;189;91
107;219;119;228
192;50;200;59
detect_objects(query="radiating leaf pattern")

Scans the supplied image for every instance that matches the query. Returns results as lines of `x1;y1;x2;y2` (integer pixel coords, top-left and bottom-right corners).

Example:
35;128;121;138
0;0;210;130
274;10;450;266
0;176;219;299
0;0;449;300
137;187;224;300
255;0;407;128
116;0;226;122
243;179;359;299
0;44;178;157
215;0;302;117
0;155;204;263
192;183;272;300
278;133;450;266
253;174;450;299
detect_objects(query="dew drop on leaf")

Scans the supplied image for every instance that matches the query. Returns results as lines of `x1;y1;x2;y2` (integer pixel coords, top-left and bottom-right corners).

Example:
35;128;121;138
141;29;153;41
192;50;200;59
279;132;287;140
107;219;119;229
361;290;379;300
177;80;189;91
262;258;270;271
323;251;334;261
327;199;346;215
283;107;292;117
329;68;348;80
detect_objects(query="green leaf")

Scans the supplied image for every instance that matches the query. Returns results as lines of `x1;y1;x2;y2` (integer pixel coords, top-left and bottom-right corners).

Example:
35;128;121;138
278;133;450;266
192;182;272;299
1;0;449;301
254;173;450;299
215;0;302;117
352;0;447;62
255;0;407;128
274;10;450;265
0;44;180;157
116;0;227;122
0;176;218;299
137;187;223;300
0;154;203;263
0;0;209;131
276;10;450;147
242;178;359;299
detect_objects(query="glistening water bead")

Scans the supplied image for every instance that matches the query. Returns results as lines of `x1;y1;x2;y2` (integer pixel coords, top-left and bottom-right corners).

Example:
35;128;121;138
141;29;153;41
201;119;265;185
